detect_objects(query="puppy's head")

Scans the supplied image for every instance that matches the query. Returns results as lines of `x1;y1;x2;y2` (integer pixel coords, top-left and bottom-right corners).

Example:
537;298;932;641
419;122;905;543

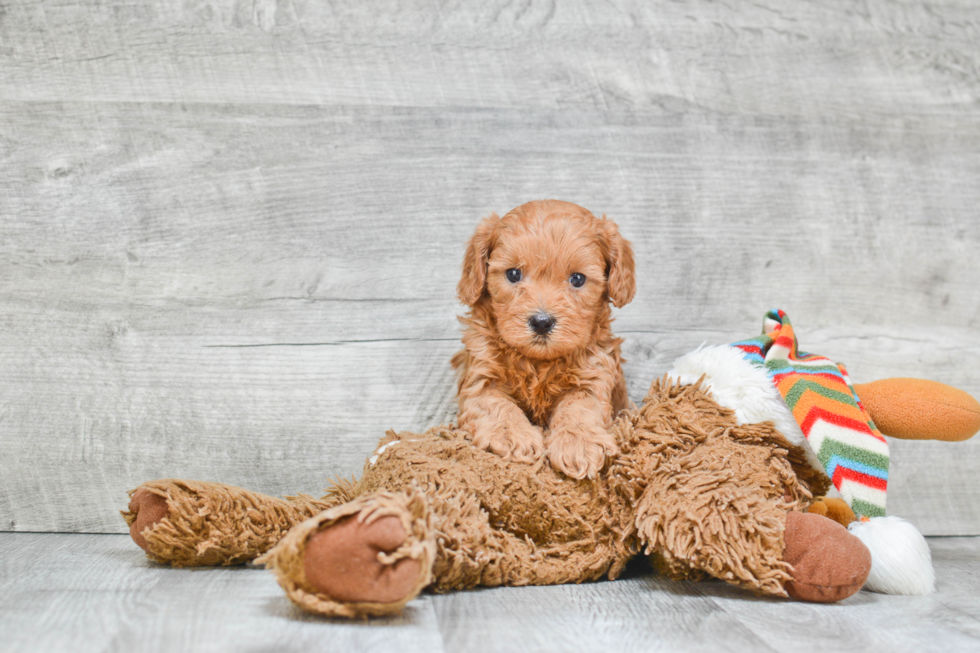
458;200;636;360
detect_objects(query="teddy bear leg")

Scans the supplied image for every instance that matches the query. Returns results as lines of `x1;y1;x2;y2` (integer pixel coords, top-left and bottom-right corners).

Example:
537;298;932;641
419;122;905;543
261;484;628;618
126;487;169;552
782;510;871;602
260;489;436;618
122;479;340;566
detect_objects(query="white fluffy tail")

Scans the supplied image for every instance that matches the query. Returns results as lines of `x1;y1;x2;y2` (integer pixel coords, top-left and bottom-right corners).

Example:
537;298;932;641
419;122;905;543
848;516;935;595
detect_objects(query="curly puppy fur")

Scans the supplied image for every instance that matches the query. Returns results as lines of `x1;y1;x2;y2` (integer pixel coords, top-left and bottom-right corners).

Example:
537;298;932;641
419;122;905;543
451;200;636;479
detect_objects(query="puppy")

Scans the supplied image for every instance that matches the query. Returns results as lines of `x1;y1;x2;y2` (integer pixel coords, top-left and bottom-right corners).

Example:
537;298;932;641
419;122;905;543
452;200;636;479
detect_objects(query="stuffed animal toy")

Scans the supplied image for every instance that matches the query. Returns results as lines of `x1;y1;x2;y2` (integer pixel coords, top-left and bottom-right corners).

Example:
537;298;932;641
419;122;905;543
123;309;979;617
123;201;980;617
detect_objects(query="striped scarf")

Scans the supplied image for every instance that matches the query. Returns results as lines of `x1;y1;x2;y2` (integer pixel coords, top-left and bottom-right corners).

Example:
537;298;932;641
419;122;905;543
731;310;889;518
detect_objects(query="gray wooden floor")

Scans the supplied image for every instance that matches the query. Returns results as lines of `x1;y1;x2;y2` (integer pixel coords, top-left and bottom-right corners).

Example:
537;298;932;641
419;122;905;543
1;533;979;653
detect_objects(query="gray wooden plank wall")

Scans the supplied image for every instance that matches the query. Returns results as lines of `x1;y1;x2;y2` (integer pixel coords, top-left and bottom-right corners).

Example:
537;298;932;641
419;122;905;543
1;0;978;535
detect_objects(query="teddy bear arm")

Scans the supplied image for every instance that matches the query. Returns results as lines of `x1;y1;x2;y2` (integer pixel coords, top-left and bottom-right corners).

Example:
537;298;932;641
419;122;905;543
614;380;796;595
634;452;795;597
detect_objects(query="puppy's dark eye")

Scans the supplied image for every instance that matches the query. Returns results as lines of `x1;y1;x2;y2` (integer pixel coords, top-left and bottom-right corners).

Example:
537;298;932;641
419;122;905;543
506;268;522;283
569;272;586;288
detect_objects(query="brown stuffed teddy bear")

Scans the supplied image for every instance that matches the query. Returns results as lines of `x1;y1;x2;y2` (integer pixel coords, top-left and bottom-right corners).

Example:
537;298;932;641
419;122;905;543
126;376;822;615
123;203;980;617
123;330;980;617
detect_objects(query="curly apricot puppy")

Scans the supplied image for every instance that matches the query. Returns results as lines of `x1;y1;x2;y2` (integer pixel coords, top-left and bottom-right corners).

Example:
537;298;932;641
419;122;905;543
452;200;636;479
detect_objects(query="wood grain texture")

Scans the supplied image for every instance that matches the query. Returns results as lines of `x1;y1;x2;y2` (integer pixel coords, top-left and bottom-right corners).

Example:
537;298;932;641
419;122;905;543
2;533;979;653
0;533;445;653
433;574;779;653
929;537;980;625
3;0;980;116
2;0;980;534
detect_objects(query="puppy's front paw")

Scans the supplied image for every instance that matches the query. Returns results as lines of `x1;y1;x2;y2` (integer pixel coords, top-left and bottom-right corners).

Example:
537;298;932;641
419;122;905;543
469;418;545;463
546;423;618;480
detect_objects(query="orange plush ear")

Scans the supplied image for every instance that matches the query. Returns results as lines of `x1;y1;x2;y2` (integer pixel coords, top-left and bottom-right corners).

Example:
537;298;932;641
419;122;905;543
457;213;500;306
595;216;636;308
854;378;980;442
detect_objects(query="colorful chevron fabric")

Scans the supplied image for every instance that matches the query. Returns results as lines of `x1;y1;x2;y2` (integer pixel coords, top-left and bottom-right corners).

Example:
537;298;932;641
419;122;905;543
730;309;888;518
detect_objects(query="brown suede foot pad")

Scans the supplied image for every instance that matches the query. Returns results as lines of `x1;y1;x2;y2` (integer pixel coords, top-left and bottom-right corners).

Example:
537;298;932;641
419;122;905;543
783;511;871;603
259;489;436;618
127;489;169;552
304;515;423;604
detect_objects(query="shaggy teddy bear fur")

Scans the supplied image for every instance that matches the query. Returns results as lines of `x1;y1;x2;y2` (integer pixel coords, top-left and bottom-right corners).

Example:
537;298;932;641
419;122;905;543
126;377;874;617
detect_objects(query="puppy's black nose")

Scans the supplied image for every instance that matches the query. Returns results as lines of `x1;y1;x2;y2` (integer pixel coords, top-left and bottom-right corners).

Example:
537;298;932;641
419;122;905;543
529;313;556;335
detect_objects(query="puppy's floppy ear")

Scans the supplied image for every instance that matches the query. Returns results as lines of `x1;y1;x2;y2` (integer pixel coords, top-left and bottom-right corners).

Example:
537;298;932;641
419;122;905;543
457;213;501;306
596;216;636;308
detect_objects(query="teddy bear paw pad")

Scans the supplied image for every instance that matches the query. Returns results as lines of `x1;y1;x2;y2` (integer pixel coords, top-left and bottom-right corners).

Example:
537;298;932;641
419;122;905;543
783;510;872;603
304;515;423;605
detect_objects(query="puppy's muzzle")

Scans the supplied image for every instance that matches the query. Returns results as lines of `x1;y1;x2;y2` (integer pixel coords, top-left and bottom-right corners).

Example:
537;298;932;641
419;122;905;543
528;313;556;336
